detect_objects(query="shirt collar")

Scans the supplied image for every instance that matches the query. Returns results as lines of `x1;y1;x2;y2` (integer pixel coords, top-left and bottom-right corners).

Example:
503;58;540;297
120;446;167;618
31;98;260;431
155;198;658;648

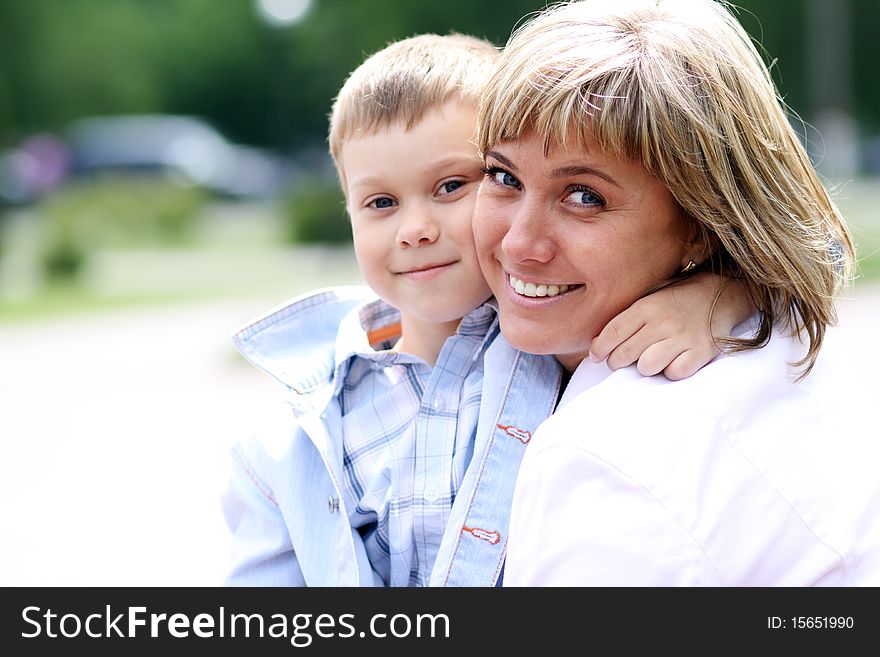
333;298;419;376
458;297;498;338
556;358;614;409
333;297;500;376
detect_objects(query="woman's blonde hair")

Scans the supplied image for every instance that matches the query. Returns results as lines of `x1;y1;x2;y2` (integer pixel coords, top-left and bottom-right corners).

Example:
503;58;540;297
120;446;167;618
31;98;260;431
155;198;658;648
477;0;855;378
329;33;499;189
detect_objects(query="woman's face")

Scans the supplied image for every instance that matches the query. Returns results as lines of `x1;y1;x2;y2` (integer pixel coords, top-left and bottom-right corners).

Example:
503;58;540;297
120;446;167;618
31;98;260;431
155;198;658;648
473;130;694;371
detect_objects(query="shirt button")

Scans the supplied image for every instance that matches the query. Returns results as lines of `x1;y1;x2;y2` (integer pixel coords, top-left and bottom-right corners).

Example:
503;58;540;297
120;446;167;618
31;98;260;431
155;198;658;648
327;496;339;513
426;487;440;504
432;397;444;410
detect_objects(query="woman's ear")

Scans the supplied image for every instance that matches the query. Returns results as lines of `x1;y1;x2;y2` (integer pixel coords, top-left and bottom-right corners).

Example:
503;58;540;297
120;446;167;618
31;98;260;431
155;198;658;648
681;220;717;272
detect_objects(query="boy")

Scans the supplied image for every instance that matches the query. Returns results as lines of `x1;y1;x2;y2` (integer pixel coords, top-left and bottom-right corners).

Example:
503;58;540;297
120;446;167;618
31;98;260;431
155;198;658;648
222;34;751;586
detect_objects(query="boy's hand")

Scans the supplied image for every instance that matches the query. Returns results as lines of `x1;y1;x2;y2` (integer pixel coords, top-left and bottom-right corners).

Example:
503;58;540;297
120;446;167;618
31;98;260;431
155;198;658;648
588;273;753;381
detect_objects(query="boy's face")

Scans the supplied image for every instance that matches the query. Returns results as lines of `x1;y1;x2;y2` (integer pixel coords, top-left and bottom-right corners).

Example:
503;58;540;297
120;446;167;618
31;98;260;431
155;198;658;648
342;102;491;326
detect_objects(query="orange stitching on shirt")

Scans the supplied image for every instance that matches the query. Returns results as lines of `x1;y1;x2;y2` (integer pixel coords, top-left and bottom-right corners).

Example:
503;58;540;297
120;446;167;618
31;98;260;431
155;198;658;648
462;525;501;545
442;350;531;586
367;322;402;347
496;423;531;444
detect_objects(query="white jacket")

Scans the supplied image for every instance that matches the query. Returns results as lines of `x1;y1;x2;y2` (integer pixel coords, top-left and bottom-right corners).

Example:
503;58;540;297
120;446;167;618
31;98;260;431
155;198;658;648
505;317;880;586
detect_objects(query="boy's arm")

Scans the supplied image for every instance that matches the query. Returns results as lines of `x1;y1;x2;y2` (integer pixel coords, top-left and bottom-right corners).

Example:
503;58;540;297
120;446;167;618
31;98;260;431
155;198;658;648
588;273;753;381
221;442;307;586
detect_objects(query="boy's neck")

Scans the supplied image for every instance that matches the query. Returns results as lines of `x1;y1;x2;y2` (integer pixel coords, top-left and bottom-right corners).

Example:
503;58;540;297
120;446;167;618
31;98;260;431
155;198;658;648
393;313;462;366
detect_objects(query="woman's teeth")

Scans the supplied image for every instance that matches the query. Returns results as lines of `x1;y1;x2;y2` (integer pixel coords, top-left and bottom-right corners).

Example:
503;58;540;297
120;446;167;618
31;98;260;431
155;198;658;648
509;275;570;298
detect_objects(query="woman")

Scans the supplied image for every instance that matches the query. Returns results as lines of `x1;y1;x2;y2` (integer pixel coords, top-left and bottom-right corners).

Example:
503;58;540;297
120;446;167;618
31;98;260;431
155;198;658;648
473;0;879;585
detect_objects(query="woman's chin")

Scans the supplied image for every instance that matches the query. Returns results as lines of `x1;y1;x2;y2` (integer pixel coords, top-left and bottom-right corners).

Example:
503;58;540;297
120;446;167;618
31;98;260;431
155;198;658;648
499;320;570;357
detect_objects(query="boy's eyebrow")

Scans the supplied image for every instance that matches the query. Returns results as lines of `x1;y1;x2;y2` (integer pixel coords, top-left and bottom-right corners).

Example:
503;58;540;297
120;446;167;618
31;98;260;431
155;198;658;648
349;155;480;190
486;150;621;189
348;175;384;190
426;154;481;173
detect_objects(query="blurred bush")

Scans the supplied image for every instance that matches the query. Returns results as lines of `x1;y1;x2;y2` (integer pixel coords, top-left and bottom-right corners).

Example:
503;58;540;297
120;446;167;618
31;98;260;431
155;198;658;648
38;176;206;280
281;177;350;244
40;210;88;280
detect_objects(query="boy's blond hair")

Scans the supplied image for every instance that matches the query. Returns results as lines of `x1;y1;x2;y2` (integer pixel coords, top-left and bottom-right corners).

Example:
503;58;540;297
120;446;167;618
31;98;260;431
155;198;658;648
477;0;855;378
329;33;499;189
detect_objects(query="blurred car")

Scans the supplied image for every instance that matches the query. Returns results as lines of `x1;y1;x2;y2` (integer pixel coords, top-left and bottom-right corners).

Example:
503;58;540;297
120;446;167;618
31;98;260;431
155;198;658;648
63;114;293;200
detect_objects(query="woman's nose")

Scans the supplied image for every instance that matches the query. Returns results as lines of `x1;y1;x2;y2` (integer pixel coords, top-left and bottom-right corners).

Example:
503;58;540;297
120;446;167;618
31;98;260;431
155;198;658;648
396;205;440;247
500;202;554;263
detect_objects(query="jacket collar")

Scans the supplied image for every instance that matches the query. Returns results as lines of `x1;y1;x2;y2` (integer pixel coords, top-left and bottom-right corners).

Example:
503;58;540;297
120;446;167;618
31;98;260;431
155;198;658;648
232;285;377;394
233;287;500;404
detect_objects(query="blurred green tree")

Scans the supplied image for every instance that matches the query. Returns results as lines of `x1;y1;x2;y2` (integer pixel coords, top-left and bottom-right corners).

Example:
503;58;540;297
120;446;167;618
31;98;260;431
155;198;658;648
0;0;877;163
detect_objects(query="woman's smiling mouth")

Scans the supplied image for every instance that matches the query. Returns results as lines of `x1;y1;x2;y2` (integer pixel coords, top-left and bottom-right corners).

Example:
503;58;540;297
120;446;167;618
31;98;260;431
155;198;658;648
508;274;581;298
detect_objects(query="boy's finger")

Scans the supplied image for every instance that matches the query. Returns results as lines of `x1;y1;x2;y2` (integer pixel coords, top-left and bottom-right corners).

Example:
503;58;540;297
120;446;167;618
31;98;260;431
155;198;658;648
662;349;709;381
634;339;682;376
605;327;657;370
590;313;646;362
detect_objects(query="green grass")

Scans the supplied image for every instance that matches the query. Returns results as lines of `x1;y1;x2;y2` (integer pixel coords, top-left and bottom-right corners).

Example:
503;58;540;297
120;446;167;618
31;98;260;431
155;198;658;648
0;244;364;323
834;179;880;284
856;252;880;281
0;285;210;322
0;199;362;323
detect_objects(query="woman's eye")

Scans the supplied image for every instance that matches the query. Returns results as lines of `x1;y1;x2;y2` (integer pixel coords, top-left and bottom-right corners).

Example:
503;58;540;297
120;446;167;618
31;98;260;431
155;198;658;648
439;180;464;195
484;166;521;189
564;188;604;207
499;172;520;188
368;197;396;209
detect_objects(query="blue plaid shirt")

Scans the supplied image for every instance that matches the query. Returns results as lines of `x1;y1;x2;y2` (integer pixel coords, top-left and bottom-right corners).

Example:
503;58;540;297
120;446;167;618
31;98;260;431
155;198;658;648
336;299;497;586
224;286;563;587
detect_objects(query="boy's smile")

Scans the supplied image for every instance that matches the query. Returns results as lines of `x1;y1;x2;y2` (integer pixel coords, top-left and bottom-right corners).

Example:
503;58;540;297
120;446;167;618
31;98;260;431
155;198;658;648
396;260;458;279
341;101;492;356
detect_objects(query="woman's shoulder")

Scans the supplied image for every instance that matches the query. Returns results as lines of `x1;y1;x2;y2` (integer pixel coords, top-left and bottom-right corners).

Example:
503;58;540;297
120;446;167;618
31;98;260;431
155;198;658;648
522;325;878;584
525;323;848;508
553;321;820;434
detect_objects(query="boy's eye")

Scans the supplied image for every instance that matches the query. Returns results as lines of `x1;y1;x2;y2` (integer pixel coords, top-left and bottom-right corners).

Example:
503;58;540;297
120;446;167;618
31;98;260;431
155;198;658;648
368;196;396;209
483;166;521;189
438;180;464;195
564;187;604;208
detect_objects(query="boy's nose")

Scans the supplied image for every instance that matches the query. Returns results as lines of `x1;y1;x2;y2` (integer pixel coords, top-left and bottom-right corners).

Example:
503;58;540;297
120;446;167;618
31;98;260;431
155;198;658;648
396;207;440;247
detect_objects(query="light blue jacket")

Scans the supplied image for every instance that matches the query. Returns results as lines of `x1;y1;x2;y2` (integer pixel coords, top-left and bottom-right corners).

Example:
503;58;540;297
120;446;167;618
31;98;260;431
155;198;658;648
222;286;562;586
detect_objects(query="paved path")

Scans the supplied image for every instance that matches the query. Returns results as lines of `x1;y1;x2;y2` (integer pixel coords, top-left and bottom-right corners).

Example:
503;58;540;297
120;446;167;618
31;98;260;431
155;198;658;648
1;285;878;585
0;297;283;585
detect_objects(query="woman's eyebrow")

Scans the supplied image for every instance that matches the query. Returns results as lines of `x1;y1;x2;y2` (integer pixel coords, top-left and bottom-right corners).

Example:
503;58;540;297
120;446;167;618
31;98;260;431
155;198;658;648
485;150;517;170
486;150;621;189
551;165;621;189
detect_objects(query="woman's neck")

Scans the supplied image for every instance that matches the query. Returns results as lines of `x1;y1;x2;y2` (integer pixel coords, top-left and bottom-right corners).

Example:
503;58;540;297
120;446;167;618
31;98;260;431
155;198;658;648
555;350;589;374
555;367;574;411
